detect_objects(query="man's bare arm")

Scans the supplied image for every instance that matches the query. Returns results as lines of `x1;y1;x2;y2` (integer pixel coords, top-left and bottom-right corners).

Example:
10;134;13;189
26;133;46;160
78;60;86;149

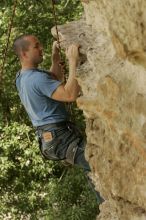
51;44;80;102
50;41;64;81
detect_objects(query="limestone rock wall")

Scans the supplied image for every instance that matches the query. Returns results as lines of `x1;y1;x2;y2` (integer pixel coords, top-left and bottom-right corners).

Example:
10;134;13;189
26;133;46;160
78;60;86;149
52;0;146;219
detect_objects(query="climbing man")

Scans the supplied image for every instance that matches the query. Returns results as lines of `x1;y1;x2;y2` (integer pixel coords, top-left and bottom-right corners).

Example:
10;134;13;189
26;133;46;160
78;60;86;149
13;34;104;204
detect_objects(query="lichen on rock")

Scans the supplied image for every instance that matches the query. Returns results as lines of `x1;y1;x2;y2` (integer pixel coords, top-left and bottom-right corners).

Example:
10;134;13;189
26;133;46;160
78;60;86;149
52;0;146;219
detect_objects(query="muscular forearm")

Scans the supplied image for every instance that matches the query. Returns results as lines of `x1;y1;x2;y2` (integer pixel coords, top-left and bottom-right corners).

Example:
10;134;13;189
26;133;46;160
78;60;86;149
50;42;64;81
50;52;64;81
64;60;80;101
51;44;80;102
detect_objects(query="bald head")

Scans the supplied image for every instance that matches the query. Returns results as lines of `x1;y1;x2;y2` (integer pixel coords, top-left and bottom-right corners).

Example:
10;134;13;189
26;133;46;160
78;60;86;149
13;34;33;58
13;34;43;68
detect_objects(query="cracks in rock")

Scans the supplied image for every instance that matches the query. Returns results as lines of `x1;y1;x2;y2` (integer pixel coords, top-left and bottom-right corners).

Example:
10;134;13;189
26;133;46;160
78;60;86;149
111;194;146;215
134;206;146;215
78;53;87;66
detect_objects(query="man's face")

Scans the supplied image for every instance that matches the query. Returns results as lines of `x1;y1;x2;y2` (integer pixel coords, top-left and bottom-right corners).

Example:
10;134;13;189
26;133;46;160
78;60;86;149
23;36;43;65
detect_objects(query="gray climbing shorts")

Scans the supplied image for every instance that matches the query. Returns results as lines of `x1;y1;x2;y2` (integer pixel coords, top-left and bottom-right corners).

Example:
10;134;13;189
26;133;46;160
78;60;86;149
36;122;86;165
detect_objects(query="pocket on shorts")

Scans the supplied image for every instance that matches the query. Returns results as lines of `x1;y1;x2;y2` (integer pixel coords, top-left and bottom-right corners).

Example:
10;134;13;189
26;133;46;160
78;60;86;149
41;137;62;161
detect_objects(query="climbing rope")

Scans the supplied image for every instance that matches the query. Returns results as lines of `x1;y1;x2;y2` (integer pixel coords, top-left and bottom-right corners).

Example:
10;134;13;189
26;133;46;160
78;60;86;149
51;0;67;74
0;0;18;83
51;0;74;121
0;0;18;122
51;0;62;58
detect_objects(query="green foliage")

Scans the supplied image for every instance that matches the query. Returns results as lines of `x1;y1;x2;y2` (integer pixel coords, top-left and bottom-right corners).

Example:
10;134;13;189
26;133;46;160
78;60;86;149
0;1;98;219
0;0;83;123
0;123;98;219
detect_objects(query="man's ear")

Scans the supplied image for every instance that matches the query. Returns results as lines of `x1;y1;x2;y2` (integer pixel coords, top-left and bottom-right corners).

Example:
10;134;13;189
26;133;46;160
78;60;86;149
20;50;27;59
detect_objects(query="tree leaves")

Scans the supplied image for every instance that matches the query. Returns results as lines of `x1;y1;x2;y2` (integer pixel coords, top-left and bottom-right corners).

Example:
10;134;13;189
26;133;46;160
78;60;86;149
0;2;98;219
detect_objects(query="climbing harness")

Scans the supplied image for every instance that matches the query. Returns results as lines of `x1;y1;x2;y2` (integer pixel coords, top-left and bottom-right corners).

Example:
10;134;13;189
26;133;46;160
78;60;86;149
0;0;18;83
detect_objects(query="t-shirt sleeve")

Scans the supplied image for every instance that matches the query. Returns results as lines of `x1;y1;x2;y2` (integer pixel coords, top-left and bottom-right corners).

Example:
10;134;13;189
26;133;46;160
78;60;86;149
35;72;62;98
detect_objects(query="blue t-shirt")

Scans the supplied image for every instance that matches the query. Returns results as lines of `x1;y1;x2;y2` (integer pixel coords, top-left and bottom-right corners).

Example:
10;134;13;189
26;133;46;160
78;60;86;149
16;69;69;127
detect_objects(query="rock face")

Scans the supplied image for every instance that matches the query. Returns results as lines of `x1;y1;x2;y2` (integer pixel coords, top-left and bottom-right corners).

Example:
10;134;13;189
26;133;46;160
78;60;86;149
52;0;146;219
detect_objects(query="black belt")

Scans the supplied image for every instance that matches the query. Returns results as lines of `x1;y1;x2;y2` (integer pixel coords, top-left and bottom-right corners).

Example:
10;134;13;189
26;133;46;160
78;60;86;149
36;121;68;131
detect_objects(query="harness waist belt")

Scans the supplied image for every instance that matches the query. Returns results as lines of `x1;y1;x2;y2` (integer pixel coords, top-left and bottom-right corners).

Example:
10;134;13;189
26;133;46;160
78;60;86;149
36;121;68;131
